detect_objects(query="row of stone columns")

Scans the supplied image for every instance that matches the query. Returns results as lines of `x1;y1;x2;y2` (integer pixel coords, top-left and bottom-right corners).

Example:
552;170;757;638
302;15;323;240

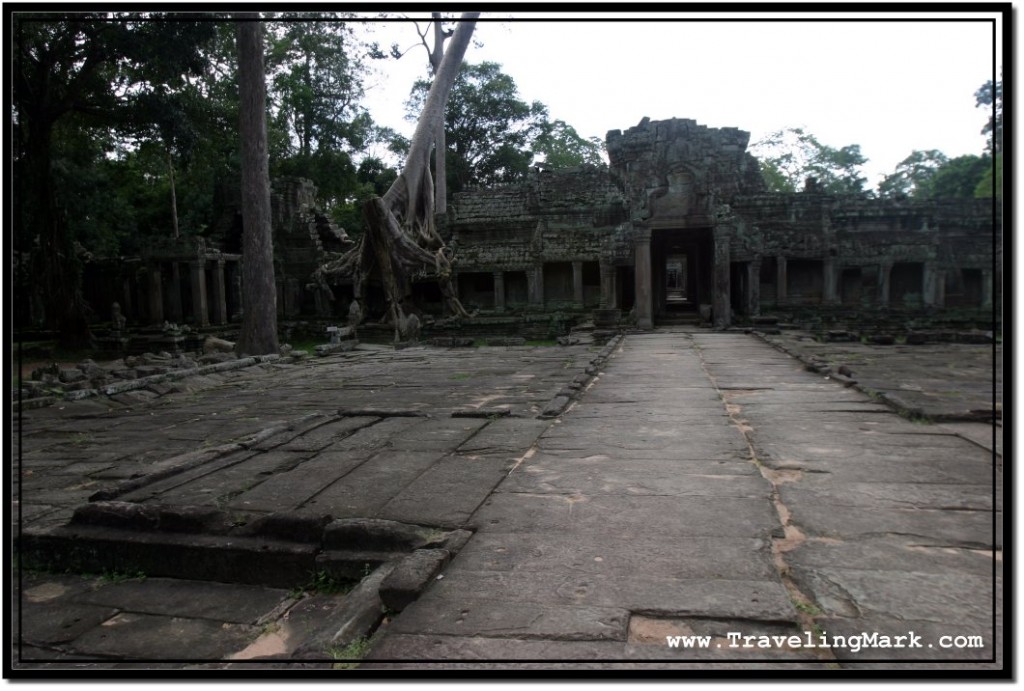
486;261;607;311
632;226;989;331
145;258;238;327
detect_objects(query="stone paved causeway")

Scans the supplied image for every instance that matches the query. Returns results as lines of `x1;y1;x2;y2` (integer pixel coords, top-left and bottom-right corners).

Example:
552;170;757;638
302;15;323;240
11;333;1002;673
365;331;1001;670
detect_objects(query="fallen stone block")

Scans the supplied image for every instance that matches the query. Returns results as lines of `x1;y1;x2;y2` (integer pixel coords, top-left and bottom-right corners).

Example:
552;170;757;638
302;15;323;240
539;395;571;418
203;336;235;354
315;341;357;356
322;518;448;552
379;549;451;612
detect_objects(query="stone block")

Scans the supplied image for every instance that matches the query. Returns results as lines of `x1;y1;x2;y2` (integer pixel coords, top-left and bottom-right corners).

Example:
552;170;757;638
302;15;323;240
379;549;451;612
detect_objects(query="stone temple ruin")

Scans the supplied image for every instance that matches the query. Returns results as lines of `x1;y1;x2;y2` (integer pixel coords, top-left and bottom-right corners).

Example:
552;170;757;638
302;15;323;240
69;117;1000;347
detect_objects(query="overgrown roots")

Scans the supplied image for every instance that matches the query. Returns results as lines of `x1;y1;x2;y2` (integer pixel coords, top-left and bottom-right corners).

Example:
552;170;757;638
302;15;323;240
315;190;469;341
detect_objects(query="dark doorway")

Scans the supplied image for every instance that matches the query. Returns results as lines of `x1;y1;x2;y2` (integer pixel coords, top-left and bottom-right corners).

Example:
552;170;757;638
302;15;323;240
651;228;712;321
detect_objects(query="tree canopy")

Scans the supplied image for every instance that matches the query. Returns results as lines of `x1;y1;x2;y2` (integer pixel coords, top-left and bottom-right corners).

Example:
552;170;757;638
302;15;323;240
406;61;606;193
749;128;868;195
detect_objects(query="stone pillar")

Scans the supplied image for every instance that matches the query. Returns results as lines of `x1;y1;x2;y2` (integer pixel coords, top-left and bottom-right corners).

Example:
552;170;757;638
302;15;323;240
572;261;584;307
493;271;506;312
823;257;839;305
122;277;134;325
776;255;788;304
147;265;164;325
211;259;228;325
934;269;946;308
189;260;209;326
599;262;617;309
982;269;994;308
167;262;184;322
922;261;939;308
527;264;544;308
747;258;761;317
712;229;731;328
634;227;653;330
231;262;244;321
878;262;893;307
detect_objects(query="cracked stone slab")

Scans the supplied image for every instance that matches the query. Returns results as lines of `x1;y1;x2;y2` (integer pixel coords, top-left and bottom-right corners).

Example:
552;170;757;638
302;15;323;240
781;494;998;548
390;596;630;641
410;569;796;623
69;611;260;660
501;460;768;497
469;492;779;539
450;533;779;581
70;578;292;625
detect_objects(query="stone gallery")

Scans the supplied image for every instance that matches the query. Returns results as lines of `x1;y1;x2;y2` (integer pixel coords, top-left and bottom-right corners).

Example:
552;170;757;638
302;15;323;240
82;116;1000;339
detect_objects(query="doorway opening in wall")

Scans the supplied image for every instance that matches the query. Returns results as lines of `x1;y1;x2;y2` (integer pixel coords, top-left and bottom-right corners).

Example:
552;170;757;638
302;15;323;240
652;228;712;323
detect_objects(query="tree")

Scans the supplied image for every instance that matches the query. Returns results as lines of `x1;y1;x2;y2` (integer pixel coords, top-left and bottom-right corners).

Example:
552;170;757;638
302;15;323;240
974;154;1001;198
877;149;948;198
750;127;869;195
13;13;215;345
407;61;547;193
975;76;1002;154
532;119;606;168
923;154;991;199
317;12;479;339
235;14;278;355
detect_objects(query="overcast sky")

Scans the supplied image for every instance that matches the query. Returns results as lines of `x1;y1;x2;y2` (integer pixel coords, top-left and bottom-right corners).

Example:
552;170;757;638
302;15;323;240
357;10;1001;188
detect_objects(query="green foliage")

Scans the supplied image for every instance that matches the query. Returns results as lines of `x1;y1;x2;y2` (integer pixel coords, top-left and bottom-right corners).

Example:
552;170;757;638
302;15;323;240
532;120;606;168
750;127;868;195
300;570;358;595
924;154;991;199
877;150;948;198
973;153;1001;198
974;76;1002;154
328;636;373;669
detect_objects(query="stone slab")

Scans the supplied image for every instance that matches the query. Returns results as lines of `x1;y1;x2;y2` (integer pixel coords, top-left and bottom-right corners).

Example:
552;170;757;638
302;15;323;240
410;569;796;623
298;451;443;517
391;596;630;641
71;578;292;625
469;492;779;539
450;533;778;581
501;460;769;497
377;453;513;528
69;611;259;660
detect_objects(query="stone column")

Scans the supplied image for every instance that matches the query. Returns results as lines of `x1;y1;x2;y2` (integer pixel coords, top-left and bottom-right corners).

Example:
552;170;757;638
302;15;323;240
599;261;617;309
823;257;839;304
167;262;184;322
934;269;946;308
493;271;506;312
776;255;788;304
189;260;209;326
230;262;244;321
572;261;584;307
122;277;134;325
634;226;653;330
527;264;544;308
747;258;761;316
922;261;939;308
982;269;994;308
211;259;228;325
712;229;731;328
878;262;893;307
147;264;164;325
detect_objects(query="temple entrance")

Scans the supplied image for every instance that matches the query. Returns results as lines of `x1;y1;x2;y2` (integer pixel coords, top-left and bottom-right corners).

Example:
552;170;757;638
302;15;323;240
652;228;713;322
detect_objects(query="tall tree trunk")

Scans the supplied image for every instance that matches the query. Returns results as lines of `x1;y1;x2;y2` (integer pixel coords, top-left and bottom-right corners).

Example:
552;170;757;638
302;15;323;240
235;14;279;355
431;14;447;215
28;116;90;347
168;148;179;238
316;13;478;339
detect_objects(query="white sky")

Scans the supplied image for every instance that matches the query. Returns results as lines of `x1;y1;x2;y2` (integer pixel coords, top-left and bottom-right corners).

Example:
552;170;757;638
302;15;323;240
356;10;1001;188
